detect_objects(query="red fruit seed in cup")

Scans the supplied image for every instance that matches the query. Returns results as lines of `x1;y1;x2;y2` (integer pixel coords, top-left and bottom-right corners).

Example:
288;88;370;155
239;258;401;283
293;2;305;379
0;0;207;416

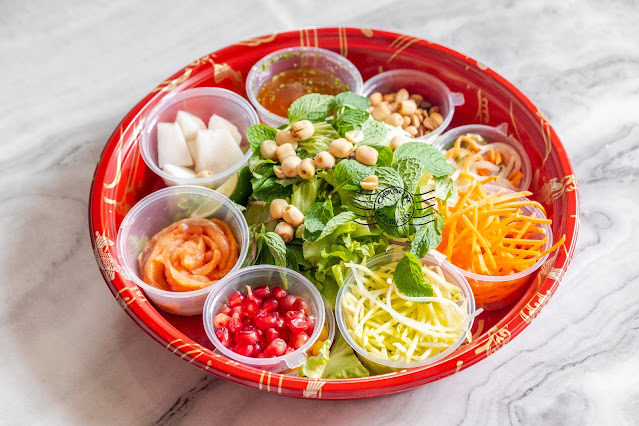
272;286;287;300
228;313;242;333
260;298;278;313
215;326;230;347
219;304;232;315
292;298;311;315
264;338;287;357
288;317;308;334
291;331;309;349
280;295;297;310
213;313;231;328
255;311;278;330
265;328;280;343
227;290;245;308
253;285;271;299
236;329;260;346
285;310;305;322
234;344;254;357
306;316;316;335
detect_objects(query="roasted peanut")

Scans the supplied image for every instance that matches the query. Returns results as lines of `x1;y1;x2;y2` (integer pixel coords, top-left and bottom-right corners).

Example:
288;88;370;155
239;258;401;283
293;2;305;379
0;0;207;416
430;112;444;127
369;92;383;106
298;158;316;179
345;130;364;144
422;116;437;131
382;93;395;103
275;143;297;162
355;145;379;166
275;222;294;243
282;205;304;227
329;138;354;158
396;88;409;102
360;175;379;190
281;156;302;177
290;120;314;141
384;112;403;127
270;199;288;220
314;151;336;169
405;125;418;137
371;102;391;121
402;116;411;128
410;93;424;103
398;99;417;116
260;139;278;160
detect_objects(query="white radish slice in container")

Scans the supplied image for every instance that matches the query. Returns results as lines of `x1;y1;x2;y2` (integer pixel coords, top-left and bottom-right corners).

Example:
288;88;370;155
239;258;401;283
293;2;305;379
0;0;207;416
195;129;245;174
162;163;197;179
208;114;242;145
157;122;193;168
176;110;206;142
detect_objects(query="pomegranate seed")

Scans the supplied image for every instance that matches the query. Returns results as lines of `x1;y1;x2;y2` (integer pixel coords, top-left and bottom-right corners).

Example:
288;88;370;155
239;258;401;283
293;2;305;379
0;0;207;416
272;287;287;300
275;316;286;329
280;295;297;310
242;317;254;328
292;299;311;315
290;332;310;349
253;341;263;356
256;353;269;358
213;313;231;328
306;316;316;335
253;285;271;299
228;344;235;351
285;310;305;322
231;306;245;318
215;326;230;347
219;304;232;315
260;298;278;313
228;313;242;333
236;329;260;346
284;347;294;355
265;328;280;343
288;317;308;334
234;344;254;357
264;338;287;357
277;327;290;342
255;311;279;330
227;291;245;308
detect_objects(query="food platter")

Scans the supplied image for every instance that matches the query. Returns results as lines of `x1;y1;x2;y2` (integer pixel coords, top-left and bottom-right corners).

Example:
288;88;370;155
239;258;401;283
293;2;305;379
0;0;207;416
89;27;579;399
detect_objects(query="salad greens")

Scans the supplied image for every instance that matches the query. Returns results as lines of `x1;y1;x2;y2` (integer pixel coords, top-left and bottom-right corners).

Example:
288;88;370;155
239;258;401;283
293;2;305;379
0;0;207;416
299;332;369;379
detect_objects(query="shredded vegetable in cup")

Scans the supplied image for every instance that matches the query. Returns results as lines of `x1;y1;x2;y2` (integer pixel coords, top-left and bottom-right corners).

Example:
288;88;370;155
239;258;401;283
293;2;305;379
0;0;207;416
337;254;479;368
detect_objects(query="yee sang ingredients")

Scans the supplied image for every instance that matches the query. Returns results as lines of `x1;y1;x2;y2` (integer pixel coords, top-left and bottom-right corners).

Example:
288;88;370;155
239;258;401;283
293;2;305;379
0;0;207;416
445;134;525;190
213;285;322;358
138;218;239;292
257;69;350;117
438;177;566;276
368;88;443;138
158;110;245;179
342;260;473;363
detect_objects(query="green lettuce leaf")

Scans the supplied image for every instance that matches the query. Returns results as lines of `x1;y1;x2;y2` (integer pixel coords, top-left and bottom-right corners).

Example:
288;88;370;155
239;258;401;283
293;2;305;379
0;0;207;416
246;124;277;152
321;332;370;379
298;340;331;378
288;94;335;123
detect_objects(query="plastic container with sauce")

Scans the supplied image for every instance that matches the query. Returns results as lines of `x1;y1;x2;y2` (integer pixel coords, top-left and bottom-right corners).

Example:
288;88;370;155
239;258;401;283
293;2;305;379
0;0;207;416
116;186;249;316
361;69;465;143
203;265;326;372
246;47;364;128
139;87;259;188
433;123;532;192
335;252;475;374
442;184;553;310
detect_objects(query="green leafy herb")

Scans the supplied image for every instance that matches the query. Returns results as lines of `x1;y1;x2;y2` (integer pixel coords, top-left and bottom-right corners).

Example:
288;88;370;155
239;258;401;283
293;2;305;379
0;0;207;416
433;175;457;203
393;158;424;194
410;212;444;258
228;166;253;206
333;160;375;191
318;212;358;240
393;142;454;177
302;200;334;242
297;122;340;157
373;146;394;167
334;92;371;110
290;175;323;214
252;177;293;202
393;252;434;298
288;94;335;123
321;332;370;378
246;124;277;152
335;109;369;135
260;232;287;268
359;119;388;146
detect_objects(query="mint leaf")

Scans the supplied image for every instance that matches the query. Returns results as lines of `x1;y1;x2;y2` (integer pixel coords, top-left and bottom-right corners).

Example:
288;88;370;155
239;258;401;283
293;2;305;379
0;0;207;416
359;119;388;146
393;158;424;194
393;253;433;298
334;92;371;110
303;201;334;242
288;94;335;123
410;213;444;258
260;232;287;268
374;167;405;208
318;212;357;240
333;160;375;191
335;109;369;134
433;175;457;203
246;124;277;152
252;177;293;202
373;146;393;167
393;142;454;177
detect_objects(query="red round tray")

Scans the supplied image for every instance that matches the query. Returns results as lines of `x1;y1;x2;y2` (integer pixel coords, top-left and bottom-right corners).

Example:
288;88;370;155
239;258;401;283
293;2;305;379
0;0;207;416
89;28;579;399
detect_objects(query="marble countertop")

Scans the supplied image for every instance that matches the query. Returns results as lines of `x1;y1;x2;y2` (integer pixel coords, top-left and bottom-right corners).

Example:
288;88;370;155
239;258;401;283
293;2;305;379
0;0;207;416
2;1;638;424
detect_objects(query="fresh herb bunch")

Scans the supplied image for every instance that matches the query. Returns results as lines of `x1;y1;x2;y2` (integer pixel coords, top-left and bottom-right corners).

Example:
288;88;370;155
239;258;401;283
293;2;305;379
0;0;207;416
238;92;457;303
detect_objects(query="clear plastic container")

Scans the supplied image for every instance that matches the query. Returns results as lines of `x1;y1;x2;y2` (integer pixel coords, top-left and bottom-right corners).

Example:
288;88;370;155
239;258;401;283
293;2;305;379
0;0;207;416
361;69;465;143
139;87;259;188
433;123;532;192
246;47;364;128
116;186;249;316
336;252;476;374
203;265;326;372
442;184;553;310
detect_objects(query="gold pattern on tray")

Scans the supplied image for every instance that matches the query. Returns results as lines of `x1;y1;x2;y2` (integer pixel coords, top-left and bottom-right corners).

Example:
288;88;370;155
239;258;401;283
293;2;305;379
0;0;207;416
547;267;565;281
338;27;348;57
387;35;418;63
94;231;130;281
303;379;326;398
520;290;552;324
455;360;463;373
538;174;576;205
471;319;485;340
536;110;553;166
508;101;523;145
236;33;277;47
474;90;490;124
476;61;488;70
474;326;511;356
103;126;124;190
361;28;374;38
152;68;193;93
116;286;147;310
298;28;319;48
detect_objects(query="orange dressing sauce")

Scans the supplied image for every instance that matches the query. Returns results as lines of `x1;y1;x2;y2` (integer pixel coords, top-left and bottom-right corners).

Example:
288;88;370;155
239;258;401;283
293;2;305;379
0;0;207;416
257;69;349;117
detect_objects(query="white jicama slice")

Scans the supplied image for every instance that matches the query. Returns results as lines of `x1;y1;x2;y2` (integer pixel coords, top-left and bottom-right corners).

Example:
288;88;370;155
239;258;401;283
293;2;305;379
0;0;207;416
157;122;193;168
194;129;245;174
176;110;206;142
162;163;197;179
208;114;242;145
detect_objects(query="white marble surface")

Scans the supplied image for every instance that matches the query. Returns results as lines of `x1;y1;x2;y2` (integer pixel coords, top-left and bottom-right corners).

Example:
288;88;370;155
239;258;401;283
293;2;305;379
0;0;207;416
1;1;638;424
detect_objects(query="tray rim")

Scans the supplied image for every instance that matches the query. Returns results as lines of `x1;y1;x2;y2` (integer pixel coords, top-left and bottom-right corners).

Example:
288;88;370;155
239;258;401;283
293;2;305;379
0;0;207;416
88;26;580;399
